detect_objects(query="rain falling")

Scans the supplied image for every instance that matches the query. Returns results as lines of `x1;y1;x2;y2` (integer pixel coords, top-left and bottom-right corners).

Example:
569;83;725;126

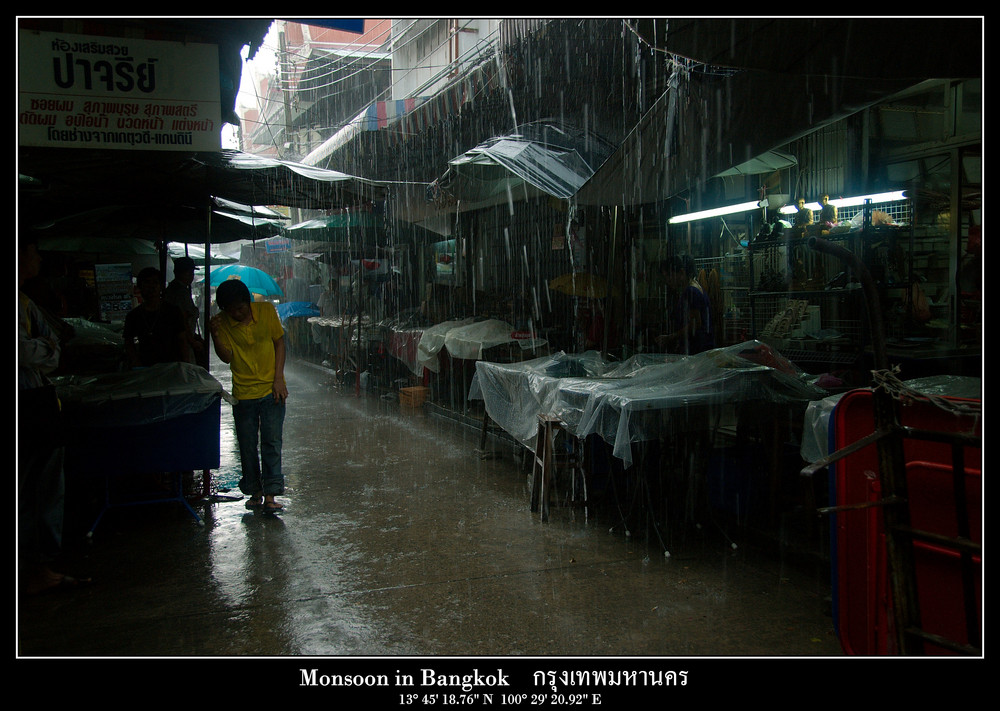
17;16;982;679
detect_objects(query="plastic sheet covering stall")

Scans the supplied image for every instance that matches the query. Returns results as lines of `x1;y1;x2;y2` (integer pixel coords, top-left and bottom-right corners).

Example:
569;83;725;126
58;318;125;375
470;341;825;468
799;375;983;465
443;319;516;360
52;361;224;531
53;361;224;429
389;326;428;376
416;318;475;374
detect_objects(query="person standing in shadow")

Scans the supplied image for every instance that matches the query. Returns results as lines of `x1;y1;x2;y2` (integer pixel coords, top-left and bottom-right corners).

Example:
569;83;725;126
19;235;89;595
655;255;715;355
123;267;190;369
164;256;208;368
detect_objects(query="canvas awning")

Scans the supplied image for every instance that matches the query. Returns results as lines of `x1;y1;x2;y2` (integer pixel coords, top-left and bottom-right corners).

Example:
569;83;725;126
303;98;431;167
19;148;386;237
714;150;797;178
283;211;380;242
26;201;286;245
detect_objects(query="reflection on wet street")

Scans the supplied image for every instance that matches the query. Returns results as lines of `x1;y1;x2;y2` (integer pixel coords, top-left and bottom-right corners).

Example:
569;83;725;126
18;354;842;658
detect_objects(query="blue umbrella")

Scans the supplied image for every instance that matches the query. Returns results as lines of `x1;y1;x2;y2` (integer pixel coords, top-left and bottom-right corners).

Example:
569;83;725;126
204;264;283;297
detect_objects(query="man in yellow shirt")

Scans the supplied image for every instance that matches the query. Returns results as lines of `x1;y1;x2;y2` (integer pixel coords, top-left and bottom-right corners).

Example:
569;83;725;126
209;279;288;513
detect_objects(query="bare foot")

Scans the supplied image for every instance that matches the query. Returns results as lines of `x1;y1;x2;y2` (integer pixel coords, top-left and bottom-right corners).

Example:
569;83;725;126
263;496;283;513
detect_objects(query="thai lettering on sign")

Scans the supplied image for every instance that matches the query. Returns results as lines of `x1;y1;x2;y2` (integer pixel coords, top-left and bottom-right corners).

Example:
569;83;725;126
18;29;222;152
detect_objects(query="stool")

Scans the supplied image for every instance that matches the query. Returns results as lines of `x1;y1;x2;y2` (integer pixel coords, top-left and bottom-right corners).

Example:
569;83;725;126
530;414;586;521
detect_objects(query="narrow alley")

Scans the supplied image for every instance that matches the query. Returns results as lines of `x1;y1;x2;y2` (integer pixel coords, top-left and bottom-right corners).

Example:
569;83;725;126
18;351;843;663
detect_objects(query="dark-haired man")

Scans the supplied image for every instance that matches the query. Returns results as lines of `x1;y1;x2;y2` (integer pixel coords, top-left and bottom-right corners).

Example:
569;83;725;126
123;267;189;368
209;279;287;513
164;256;207;368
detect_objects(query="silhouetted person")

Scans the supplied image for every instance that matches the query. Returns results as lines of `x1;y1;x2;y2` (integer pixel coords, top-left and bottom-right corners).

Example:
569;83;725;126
656;255;714;355
19;235;89;595
164;256;207;368
122;267;189;368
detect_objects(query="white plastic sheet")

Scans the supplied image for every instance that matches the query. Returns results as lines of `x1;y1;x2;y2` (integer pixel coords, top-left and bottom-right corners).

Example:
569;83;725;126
443;319;515;360
470;341;825;468
800;374;983;463
416;318;474;374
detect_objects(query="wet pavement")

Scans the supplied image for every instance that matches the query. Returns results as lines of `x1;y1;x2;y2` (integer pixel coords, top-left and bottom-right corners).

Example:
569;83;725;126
18;352;844;666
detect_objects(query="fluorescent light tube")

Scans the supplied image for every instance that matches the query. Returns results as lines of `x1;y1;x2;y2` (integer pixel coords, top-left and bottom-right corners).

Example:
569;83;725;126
668;200;761;224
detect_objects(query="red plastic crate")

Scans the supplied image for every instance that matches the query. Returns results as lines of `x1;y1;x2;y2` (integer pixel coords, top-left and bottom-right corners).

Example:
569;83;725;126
830;389;981;655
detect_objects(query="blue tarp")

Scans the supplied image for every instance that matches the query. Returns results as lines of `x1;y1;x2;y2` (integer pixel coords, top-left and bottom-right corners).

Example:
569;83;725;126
276;301;320;324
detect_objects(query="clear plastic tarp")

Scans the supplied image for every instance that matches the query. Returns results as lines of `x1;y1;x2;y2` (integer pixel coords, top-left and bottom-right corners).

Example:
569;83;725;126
470;341;825;468
416;318;474;374
52;361;223;427
443;319;516;360
402;318;546;376
800;374;983;464
443;120;618;202
388;326;427;376
62;318;124;347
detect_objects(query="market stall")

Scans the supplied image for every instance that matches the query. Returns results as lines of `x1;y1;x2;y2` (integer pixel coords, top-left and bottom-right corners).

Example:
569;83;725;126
388;325;428;378
415;318;476;375
53;362;224;535
471;341;824;467
308;314;372;371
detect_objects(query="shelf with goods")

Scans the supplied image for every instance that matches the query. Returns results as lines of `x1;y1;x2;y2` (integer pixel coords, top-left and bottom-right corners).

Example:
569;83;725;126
744;198;911;368
895;184;980;351
693;253;752;347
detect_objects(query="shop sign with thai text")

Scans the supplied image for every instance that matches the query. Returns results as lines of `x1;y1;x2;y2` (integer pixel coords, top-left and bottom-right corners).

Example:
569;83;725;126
265;238;291;253
18;29;222;152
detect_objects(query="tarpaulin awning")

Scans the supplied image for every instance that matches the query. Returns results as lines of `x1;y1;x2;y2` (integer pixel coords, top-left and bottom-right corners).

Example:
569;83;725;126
213;196;289;221
37;235;158;256
303;98;431;166
19;147;386;238
28;201;286;245
167;242;240;266
190;149;386;209
437;119;617;208
283;211;381;242
714;150;797;178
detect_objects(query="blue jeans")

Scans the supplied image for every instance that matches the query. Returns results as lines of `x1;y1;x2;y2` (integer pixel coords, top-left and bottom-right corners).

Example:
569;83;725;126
233;394;285;497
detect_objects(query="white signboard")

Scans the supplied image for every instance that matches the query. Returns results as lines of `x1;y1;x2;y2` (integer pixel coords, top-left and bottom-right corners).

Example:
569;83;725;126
18;29;222;151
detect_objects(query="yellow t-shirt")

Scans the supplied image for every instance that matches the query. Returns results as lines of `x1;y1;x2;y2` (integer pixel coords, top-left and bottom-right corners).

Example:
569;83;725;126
215;301;284;400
